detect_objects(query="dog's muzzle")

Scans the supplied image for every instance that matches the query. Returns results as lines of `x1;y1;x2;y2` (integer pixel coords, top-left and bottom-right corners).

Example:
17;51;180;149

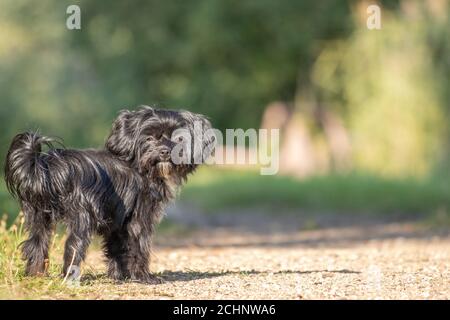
158;147;171;162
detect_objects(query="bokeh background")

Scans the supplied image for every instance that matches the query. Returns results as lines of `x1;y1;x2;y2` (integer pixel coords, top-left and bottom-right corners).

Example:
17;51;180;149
1;0;449;227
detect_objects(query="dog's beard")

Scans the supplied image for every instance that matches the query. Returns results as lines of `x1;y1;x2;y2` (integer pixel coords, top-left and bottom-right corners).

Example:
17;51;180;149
156;162;172;178
155;161;179;202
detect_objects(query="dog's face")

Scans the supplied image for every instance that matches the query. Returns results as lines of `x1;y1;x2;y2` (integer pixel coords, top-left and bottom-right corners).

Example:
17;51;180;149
106;106;213;179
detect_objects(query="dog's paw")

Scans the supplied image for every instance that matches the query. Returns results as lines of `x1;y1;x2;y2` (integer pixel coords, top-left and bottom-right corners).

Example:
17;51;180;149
62;265;81;283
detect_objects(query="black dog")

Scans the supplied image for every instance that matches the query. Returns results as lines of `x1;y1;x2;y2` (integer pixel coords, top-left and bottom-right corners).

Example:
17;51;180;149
4;106;212;283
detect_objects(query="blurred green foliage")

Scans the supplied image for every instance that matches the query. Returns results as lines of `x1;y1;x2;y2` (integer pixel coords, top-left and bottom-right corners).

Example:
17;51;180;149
312;10;450;175
0;1;450;216
0;0;355;151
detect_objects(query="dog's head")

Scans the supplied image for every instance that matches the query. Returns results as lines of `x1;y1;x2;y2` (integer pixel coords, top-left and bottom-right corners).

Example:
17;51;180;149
106;106;214;179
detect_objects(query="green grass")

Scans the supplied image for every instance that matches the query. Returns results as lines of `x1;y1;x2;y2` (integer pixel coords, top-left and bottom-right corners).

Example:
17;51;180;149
0;214;182;299
2;168;450;222
0;214;107;299
180;168;450;218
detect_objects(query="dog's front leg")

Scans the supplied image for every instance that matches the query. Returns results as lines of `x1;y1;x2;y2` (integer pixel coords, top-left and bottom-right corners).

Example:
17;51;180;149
124;219;163;284
103;230;130;281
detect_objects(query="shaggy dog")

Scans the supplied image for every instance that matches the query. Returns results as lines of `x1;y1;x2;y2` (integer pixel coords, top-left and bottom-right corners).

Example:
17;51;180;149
4;106;213;283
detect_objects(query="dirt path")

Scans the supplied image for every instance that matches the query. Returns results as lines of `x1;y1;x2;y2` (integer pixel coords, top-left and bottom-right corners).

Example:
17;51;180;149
79;218;449;299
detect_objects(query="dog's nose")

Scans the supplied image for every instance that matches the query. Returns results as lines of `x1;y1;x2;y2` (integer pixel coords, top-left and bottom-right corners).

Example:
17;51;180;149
159;148;170;161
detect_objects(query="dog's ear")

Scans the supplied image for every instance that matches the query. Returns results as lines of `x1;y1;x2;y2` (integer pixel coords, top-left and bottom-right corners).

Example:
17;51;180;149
105;109;140;161
180;111;215;163
180;111;211;130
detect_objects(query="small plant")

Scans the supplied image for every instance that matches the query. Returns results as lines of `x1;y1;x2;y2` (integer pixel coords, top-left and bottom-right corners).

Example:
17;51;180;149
0;213;26;284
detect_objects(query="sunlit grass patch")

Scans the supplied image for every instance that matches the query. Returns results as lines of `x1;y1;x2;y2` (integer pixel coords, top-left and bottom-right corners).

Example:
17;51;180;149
0;214;111;299
0;213;195;299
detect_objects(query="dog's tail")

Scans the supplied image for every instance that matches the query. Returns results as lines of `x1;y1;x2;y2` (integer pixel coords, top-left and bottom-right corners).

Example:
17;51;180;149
4;132;58;200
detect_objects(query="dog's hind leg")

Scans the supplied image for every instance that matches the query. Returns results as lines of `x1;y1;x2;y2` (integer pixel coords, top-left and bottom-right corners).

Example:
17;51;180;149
21;202;53;276
62;215;93;281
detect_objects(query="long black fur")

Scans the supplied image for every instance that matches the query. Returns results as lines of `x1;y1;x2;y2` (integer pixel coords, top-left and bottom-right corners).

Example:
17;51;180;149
4;106;212;283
